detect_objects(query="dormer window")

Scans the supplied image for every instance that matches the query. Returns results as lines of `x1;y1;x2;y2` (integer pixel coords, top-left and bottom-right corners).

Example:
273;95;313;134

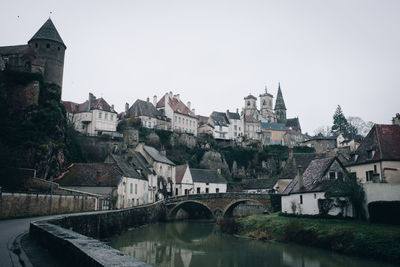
329;172;336;180
367;150;375;159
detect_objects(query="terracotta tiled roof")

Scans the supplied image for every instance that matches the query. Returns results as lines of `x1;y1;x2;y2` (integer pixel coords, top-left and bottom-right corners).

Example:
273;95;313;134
62;97;116;113
57;163;122;187
157;94;196;118
348;124;400;165
62;101;79;113
283;157;342;194
175;165;188;184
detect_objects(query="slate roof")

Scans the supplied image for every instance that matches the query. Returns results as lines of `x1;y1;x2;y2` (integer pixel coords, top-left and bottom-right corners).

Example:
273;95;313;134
286;118;301;131
56;163;122;187
242;179;276;190
197;115;209;125
348;124;400;165
280;153;327;179
244;94;257;100
29;18;66;48
109;154;144;180
226;111;240;120
175;165;188;184
283;157;339;194
130;152;154;175
274;85;286;110
190;169;227;184
127;99;161;118
210;111;230;126
0;45;34;56
261;122;286;131
143;145;175;165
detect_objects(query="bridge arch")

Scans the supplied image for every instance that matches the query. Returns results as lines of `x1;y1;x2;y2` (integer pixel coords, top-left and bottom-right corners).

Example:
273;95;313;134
222;199;268;218
168;200;213;220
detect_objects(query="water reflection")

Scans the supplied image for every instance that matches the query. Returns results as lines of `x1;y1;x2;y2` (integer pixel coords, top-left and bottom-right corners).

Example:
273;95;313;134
109;222;395;267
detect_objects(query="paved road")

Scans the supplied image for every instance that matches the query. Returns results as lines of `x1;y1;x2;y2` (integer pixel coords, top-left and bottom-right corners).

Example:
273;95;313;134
0;216;51;266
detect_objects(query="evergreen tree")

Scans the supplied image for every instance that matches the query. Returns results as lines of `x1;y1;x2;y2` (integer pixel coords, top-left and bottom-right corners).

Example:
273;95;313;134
331;105;351;136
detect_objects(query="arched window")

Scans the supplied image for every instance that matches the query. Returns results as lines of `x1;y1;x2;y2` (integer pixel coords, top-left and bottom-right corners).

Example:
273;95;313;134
247;101;251;106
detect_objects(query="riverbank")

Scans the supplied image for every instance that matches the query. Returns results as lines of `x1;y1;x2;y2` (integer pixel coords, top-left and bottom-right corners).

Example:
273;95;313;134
234;214;400;264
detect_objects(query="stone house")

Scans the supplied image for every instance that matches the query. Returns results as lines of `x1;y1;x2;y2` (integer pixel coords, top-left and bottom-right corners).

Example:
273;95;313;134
301;135;337;154
346;124;400;184
281;157;352;217
155;92;199;136
56;162;146;210
175;164;227;195
63;93;118;136
135;143;176;199
124;98;171;131
261;122;286;145
244;114;262;140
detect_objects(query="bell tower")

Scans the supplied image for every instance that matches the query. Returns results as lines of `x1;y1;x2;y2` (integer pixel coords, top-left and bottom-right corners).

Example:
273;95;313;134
259;86;275;122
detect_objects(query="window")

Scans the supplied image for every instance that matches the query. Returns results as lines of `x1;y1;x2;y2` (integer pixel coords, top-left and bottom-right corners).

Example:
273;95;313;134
206;188;209;193
234;125;237;130
186;119;188;125
98;112;102;118
314;193;317;199
110;114;113;120
329;172;336;180
178;117;181;123
197;187;200;194
300;195;303;204
175;188;178;195
35;43;38;48
148;122;151;128
219;126;222;131
130;183;133;194
174;116;177;122
57;46;60;51
366;170;374;182
135;184;137;194
105;113;108;119
247;101;251;106
216;188;219;193
46;43;50;48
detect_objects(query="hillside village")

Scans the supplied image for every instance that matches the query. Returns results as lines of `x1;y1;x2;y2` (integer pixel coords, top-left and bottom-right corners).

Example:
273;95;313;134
1;18;400;225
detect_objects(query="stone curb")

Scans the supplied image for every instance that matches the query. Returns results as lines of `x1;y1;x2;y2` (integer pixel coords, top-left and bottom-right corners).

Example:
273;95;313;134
8;232;33;267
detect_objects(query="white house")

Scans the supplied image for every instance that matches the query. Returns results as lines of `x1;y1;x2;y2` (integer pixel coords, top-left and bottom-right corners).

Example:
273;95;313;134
281;157;353;217
208;111;230;140
155;92;199;136
226;109;243;139
175;164;227;195
63;93;118;136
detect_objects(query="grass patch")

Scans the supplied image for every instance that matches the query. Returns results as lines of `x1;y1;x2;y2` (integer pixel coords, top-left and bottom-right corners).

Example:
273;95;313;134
237;214;400;264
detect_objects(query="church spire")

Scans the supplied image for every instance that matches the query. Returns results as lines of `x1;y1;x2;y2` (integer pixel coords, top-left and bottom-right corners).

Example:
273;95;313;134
274;82;287;123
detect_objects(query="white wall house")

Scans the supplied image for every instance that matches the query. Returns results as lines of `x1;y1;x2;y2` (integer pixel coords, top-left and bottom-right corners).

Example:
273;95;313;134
155;92;199;136
226;110;243;140
117;176;148;208
63;93;118;136
281;157;353;217
175;165;227;195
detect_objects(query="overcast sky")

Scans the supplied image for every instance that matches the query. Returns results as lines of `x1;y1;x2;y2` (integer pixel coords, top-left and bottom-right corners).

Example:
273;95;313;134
2;0;399;134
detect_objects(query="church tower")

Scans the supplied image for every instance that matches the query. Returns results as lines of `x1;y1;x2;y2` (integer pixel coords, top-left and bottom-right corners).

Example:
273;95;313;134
274;83;287;124
243;94;258;118
259;86;275;122
28;18;66;88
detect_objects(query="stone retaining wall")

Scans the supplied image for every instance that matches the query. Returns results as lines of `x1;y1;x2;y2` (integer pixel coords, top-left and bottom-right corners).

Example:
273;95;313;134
29;201;166;266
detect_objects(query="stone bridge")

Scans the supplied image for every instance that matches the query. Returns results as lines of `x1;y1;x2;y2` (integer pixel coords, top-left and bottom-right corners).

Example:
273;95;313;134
164;193;273;220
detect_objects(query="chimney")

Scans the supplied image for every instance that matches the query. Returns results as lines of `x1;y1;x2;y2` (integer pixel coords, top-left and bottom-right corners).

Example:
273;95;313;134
153;95;157;106
227;109;229;114
297;165;303;190
96;171;101;185
146;97;150;102
217;168;221;175
192;108;195;115
125;102;129;114
187;101;191;110
111;104;114;111
236;108;239;114
88;93;95;110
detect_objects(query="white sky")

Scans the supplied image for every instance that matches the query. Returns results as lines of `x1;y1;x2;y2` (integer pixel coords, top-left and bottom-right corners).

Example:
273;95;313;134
1;0;399;134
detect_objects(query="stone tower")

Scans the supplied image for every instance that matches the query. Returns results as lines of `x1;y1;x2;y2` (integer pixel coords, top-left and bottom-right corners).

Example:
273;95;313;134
243;94;258;117
259;86;275;122
274;83;287;124
28;18;66;87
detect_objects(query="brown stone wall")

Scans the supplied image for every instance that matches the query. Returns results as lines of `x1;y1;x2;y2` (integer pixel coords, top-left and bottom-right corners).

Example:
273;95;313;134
5;80;40;114
0;192;97;219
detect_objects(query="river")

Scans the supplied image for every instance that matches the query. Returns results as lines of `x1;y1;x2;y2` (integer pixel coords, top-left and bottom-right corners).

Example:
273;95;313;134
109;221;396;267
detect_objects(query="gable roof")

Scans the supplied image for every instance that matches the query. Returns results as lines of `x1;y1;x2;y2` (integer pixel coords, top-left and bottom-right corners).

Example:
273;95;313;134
226;111;240;120
261;122;286;131
56;163;122;187
242;179;276;190
127;99;161;119
348;124;400;165
280;153;327;179
157;94;197;118
210;111;229;126
143;145;175;165
175;165;188;184
283;157;341;194
62;97;116;113
286;118;301;131
108;154;144;180
130;152;154;176
29;18;66;48
190;169;226;184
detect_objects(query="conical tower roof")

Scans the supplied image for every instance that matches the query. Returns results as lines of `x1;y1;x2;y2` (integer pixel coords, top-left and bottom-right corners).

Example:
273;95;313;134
29;18;66;48
274;83;286;110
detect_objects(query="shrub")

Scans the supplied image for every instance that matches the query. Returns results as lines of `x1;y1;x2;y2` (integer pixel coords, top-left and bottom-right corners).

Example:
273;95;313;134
218;218;240;234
